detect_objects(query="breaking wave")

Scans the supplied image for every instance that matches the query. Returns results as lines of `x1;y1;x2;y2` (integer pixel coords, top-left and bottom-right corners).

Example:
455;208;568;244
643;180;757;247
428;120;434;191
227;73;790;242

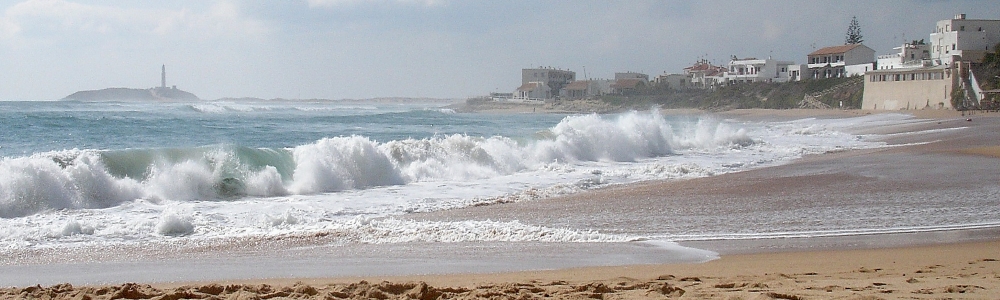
320;218;636;244
0;110;752;218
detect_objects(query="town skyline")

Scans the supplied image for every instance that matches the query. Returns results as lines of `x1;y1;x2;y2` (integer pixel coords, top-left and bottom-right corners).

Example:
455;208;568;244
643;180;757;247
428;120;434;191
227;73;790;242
0;1;997;101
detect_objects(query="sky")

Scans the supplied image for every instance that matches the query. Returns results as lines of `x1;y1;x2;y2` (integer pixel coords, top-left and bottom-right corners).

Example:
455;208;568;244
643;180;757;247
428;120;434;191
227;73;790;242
0;0;996;100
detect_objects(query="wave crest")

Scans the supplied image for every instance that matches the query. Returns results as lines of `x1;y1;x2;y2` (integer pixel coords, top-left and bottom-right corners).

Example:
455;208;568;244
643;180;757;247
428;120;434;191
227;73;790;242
0;110;750;218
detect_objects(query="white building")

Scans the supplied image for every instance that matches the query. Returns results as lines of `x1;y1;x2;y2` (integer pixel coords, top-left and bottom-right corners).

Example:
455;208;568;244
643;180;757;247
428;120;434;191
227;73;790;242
683;60;727;89
929;14;1000;64
807;44;875;78
723;57;797;84
787;64;808;81
610;79;647;94
862;14;999;111
522;68;576;97
877;42;931;70
862;64;956;110
614;72;649;81
655;73;690;90
560;80;612;100
515;81;551;100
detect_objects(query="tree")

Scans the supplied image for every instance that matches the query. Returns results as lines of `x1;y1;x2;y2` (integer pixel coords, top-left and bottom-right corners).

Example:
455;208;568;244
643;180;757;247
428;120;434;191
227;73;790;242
845;16;864;45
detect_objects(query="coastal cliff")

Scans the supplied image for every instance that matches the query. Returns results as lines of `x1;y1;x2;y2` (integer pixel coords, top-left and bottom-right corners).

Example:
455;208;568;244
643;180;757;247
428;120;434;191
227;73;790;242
62;87;200;101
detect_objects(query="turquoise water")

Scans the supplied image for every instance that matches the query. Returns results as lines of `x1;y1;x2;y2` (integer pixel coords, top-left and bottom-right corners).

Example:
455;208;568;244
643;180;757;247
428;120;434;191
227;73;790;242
2;99;1000;285
1;99;996;263
0;100;561;157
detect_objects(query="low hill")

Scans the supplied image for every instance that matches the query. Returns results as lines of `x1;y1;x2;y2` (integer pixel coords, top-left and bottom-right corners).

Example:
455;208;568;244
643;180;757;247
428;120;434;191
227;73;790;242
62;87;200;101
598;77;864;111
460;77;866;114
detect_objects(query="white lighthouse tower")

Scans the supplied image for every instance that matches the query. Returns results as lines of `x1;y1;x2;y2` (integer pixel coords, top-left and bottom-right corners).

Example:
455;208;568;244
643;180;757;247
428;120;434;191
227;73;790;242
161;64;166;89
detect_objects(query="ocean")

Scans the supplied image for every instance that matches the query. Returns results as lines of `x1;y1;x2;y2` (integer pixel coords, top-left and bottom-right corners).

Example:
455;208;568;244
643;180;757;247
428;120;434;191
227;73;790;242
1;99;998;284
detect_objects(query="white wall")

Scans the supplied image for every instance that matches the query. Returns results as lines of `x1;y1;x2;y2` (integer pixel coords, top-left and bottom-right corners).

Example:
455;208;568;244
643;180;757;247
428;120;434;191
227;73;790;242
862;67;955;110
845;63;874;77
844;45;876;66
930;18;1000;64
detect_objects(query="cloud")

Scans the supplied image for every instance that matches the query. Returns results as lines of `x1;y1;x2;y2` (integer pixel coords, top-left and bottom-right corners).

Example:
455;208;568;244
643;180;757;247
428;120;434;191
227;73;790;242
305;0;444;8
0;0;268;46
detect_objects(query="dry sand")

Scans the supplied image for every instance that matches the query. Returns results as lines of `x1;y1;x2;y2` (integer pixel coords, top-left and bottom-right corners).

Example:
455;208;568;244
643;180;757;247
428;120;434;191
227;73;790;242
3;109;999;299
3;241;997;299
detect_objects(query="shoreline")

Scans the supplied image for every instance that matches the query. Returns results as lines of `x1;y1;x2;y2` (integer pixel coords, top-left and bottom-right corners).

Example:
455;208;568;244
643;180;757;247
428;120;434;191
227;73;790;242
452;99;1000;120
3;109;999;298
6;239;998;299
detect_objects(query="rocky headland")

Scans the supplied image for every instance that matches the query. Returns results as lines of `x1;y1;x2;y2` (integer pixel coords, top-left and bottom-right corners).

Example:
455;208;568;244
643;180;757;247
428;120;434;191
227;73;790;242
62;87;199;101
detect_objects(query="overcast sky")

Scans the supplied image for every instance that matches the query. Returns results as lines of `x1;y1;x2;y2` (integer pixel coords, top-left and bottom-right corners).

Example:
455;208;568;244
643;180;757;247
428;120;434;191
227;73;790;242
0;0;995;100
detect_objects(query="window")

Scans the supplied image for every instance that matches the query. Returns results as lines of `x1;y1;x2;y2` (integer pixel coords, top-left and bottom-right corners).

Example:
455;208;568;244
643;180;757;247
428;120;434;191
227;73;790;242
960;25;965;31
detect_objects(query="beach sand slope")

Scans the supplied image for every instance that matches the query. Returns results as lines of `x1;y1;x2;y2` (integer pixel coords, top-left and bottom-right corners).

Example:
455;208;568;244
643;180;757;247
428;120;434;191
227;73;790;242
2;241;998;299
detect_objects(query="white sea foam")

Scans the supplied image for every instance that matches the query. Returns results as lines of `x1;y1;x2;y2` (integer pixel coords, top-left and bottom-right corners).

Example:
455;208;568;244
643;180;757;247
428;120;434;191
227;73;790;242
58;220;94;237
0;110;920;251
320;218;636;244
156;214;194;236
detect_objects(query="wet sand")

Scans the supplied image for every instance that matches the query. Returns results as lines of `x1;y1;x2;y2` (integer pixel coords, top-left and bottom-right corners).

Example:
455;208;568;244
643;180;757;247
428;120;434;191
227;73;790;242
4;240;997;299
3;109;999;299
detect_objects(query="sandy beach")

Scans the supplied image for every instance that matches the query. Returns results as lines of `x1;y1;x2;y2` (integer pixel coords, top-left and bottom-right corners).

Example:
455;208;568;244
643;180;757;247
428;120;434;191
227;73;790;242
3;108;999;299
3;240;997;299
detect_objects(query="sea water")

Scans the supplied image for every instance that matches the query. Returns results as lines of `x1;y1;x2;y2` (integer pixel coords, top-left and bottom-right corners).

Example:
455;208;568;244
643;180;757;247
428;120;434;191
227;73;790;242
1;99;997;283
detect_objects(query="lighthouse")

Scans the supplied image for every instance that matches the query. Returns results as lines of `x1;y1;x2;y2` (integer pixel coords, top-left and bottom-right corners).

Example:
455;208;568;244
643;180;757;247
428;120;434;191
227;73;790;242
161;64;166;89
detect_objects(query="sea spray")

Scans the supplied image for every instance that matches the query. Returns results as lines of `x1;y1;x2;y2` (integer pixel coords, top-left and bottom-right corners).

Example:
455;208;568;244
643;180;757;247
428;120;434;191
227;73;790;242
0;110;758;219
0;104;916;251
0;150;144;218
289;135;404;194
320;218;636;244
156;214;194;236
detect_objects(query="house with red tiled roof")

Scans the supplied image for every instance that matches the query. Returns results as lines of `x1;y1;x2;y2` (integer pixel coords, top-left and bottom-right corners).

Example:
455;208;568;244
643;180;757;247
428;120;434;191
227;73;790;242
807;44;875;79
515;81;551;100
521;67;575;99
610;78;647;95
683;60;727;88
561;80;591;99
723;57;799;84
559;80;612;100
655;73;690;90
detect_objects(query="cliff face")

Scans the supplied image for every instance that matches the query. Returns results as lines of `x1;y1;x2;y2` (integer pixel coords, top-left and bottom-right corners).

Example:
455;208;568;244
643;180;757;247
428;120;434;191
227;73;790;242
62;87;200;101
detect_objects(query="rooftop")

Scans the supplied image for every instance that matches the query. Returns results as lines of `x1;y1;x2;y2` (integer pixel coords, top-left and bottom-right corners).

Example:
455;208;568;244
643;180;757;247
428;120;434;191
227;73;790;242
517;82;546;91
611;78;646;89
809;44;865;56
563;81;590;91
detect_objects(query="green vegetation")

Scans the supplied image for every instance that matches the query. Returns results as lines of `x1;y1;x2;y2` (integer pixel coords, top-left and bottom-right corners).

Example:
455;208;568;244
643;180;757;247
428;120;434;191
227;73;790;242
597;77;864;110
845;16;864;45
975;42;1000;109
